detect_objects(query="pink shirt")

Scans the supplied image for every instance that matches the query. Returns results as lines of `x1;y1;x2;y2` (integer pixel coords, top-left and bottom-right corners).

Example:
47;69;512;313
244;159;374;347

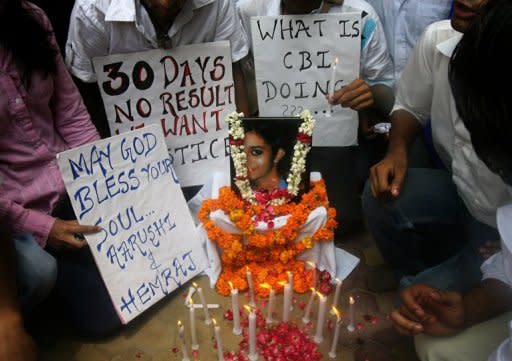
0;4;100;246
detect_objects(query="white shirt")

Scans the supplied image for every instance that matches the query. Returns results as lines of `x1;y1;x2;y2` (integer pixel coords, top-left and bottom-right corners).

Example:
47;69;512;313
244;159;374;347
483;203;512;361
393;20;511;227
366;0;452;80
66;0;249;82
237;0;394;86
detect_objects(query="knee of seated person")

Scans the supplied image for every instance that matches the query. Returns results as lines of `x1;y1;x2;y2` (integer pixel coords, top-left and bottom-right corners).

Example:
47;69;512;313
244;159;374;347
361;180;382;217
74;315;122;339
415;334;457;361
25;255;58;308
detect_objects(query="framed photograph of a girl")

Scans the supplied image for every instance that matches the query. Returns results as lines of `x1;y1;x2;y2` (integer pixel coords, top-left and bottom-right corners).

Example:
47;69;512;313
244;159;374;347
228;113;314;204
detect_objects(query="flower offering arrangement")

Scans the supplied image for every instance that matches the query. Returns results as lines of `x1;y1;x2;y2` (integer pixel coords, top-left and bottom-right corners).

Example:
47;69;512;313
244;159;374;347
199;110;337;297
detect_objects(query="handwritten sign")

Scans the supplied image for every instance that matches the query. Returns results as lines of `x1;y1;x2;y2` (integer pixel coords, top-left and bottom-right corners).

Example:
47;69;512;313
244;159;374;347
93;41;235;187
251;13;361;146
57;125;208;324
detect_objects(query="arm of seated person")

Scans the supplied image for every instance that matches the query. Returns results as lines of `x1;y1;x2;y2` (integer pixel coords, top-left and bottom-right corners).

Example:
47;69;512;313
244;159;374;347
0;226;37;361
233;60;250;116
391;280;512;337
73;76;111;139
368;109;421;200
47;219;102;250
328;79;394;114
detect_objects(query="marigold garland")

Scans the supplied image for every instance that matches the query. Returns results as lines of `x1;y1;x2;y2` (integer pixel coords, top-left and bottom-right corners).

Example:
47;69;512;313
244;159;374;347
199;180;337;296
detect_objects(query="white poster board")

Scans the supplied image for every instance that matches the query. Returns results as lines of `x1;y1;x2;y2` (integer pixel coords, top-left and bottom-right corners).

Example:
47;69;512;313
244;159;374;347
93;41;235;187
251;13;361;146
57;125;208;324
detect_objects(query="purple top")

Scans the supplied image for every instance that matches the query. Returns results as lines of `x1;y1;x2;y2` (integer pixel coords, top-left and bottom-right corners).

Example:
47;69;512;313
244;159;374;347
0;3;100;246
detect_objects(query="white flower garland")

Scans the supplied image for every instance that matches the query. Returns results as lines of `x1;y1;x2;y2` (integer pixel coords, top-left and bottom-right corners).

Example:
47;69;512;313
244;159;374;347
226;110;315;205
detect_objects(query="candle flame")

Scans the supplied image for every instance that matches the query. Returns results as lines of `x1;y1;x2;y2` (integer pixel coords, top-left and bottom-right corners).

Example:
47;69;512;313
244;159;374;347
246;266;250;273
332;306;341;319
316;291;324;299
177;320;182;327
228;281;234;290
335;278;342;284
212;318;217;326
188;297;194;306
278;280;287;287
244;305;252;313
306;261;315;268
349;296;355;304
334;57;339;65
310;287;316;293
192;282;198;288
260;283;271;290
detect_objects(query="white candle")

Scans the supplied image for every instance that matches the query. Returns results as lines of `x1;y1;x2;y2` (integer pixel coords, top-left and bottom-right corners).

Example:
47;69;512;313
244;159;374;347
330;278;342;315
329;57;338;97
287;271;294;311
260;283;275;324
327;56;338;116
177;321;190;361
246;268;256;307
246;306;259;361
229;282;242;335
329;307;342;359
302;288;316;324
188;298;199;350
306;261;316;288
212;319;224;361
282;282;292;323
194;282;212;325
314;293;328;344
347;296;355;332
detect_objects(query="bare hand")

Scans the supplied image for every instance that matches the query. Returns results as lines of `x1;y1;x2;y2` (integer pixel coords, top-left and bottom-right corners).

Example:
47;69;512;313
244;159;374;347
328;78;374;111
479;240;501;260
369;150;407;200
0;313;37;361
391;284;465;337
47;219;101;250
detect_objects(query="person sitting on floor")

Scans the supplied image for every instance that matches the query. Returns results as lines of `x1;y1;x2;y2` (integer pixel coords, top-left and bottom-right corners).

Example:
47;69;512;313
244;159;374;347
362;0;511;294
66;0;250;139
0;1;121;354
237;0;395;237
391;2;512;360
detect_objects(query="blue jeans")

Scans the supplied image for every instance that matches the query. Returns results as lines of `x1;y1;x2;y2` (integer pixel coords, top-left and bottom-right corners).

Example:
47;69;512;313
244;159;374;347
14;233;57;312
14;233;121;337
362;168;499;293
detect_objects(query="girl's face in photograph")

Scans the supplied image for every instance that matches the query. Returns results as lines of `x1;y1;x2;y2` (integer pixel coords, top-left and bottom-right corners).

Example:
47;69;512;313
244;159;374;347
244;130;275;186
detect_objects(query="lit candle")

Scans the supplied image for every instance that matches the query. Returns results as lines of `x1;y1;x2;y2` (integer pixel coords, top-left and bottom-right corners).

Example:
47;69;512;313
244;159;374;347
302;287;316;324
306;261;316;288
287;271;293;287
327;57;339;116
330;278;342;315
287;271;294;311
347;296;355;332
246;267;256;307
177;321;190;361
245;306;259;361
260;283;275;325
188;298;199;350
314;292;327;344
329;57;339;96
212;319;224;361
229;282;241;335
281;281;292;323
329;307;342;359
193;282;212;325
